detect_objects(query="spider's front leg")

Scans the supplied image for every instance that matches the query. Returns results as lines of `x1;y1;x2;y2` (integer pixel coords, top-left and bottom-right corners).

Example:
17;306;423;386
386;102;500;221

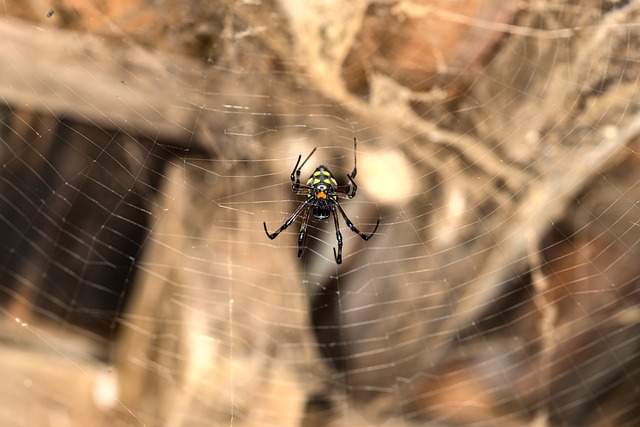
336;204;380;240
263;200;309;240
332;209;344;264
297;208;311;258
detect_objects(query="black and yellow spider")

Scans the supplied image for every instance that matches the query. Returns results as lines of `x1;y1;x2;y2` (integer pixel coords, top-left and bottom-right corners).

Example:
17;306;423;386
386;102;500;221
263;137;380;264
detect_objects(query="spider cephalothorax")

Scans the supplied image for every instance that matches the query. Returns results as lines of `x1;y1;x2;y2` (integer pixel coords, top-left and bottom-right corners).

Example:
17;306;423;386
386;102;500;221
263;137;380;264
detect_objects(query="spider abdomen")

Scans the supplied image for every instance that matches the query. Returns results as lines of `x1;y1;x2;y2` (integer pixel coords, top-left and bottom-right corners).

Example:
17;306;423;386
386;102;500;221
307;166;338;196
306;166;338;221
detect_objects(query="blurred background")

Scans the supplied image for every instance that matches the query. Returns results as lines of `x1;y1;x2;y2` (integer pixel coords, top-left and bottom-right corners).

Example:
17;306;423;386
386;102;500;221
0;1;639;426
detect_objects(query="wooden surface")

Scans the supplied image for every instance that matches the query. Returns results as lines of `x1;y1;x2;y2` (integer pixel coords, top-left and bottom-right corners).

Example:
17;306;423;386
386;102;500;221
0;18;194;141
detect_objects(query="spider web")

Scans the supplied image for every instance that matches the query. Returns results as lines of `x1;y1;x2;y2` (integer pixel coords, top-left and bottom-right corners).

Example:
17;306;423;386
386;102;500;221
1;1;639;426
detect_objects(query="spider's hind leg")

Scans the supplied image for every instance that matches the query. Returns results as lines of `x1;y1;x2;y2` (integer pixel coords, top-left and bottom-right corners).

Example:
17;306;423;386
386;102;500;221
344;173;358;199
292;147;318;192
341;137;359;198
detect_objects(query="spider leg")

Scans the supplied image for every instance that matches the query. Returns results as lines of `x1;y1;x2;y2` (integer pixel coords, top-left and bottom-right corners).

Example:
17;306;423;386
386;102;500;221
294;184;314;196
335;203;380;240
344;173;357;199
291;147;317;193
350;136;358;180
263;200;310;240
331;208;344;264
337;137;358;199
297;207;311;258
290;154;303;192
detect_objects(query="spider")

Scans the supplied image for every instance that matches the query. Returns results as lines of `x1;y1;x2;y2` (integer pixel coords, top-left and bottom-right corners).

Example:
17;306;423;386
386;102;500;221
263;137;380;264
